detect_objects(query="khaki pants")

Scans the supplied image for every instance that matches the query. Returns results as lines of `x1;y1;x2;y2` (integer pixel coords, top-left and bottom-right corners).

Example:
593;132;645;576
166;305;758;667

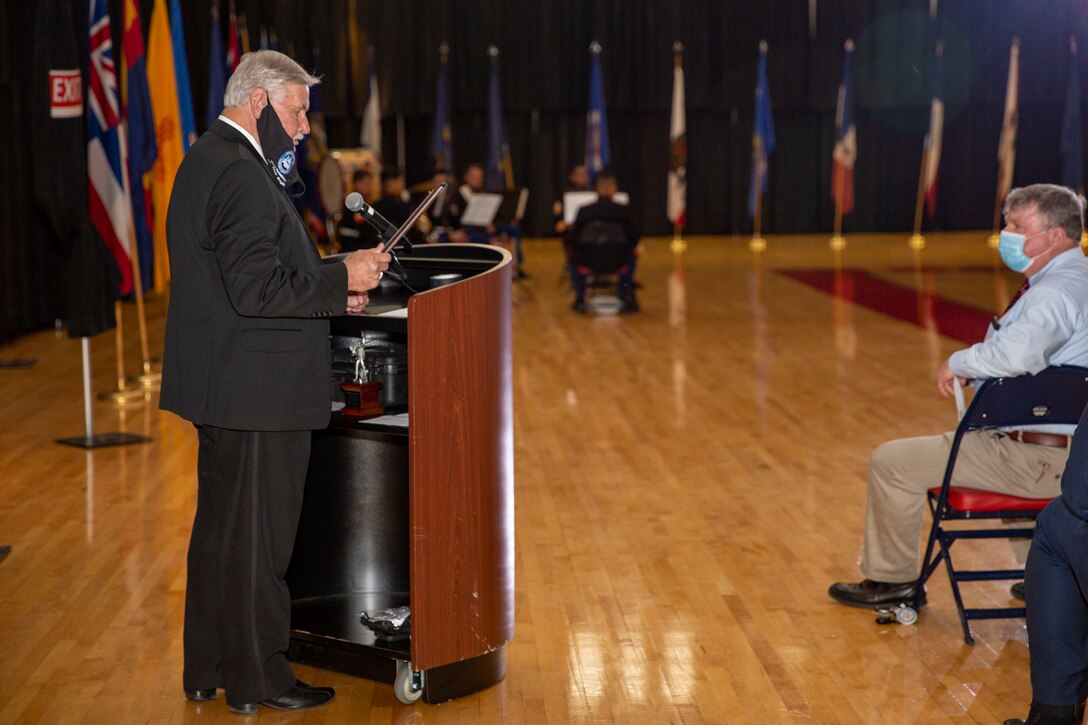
860;430;1068;584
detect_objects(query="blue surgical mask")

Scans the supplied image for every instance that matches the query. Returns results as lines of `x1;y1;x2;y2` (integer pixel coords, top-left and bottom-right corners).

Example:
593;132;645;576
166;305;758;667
998;229;1044;273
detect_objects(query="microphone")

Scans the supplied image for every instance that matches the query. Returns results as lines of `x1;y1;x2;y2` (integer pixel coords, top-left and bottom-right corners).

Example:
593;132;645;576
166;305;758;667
344;192;417;292
345;192;397;245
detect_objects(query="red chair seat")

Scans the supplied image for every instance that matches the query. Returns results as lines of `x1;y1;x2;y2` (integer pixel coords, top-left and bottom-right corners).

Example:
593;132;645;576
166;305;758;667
927;486;1053;513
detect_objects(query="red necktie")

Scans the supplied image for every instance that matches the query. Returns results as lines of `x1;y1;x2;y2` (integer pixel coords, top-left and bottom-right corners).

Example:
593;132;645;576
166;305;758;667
1003;279;1030;315
992;279;1030;331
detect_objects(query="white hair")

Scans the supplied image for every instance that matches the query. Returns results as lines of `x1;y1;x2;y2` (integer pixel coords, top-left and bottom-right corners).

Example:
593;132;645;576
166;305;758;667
223;50;320;108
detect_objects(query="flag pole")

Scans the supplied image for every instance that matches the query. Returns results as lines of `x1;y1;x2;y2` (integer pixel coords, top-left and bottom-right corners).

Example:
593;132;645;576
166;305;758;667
830;40;853;252
127;225;160;388
989;37;1020;249
750;40;768;253
99;300;144;403
670;41;687;255
831;168;845;251
909;137;929;251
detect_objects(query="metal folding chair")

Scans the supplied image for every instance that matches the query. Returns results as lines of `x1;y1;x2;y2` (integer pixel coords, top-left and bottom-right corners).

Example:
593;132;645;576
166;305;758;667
912;365;1088;644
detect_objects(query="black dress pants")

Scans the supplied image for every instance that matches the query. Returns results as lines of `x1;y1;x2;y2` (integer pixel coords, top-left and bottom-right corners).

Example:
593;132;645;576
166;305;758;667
183;425;311;706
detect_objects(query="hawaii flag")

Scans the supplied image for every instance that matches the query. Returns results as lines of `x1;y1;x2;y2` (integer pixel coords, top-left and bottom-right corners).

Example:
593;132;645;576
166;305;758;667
923;41;944;217
667;43;687;229
87;0;134;296
831;40;856;215
996;38;1020;207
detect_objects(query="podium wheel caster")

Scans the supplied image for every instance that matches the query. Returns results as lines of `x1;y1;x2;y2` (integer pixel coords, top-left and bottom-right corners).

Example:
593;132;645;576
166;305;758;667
394;660;424;704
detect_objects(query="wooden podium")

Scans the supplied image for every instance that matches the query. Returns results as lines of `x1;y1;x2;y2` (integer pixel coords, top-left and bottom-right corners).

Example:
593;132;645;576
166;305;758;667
285;244;514;703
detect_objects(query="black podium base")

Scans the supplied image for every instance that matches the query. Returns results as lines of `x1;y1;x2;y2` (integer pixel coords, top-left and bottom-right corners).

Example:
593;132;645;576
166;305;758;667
55;432;151;448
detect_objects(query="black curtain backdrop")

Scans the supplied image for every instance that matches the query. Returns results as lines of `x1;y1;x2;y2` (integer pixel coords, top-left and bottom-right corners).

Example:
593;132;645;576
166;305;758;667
4;0;1088;343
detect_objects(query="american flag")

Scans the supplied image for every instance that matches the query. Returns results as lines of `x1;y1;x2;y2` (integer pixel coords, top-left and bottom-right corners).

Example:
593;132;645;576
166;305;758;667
87;0;134;295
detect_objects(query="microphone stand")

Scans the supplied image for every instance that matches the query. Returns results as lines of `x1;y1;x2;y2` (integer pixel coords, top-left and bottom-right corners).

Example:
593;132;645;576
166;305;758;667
354;201;419;293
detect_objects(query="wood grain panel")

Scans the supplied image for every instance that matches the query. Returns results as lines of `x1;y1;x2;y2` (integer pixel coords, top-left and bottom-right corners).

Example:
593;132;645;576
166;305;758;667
407;245;515;671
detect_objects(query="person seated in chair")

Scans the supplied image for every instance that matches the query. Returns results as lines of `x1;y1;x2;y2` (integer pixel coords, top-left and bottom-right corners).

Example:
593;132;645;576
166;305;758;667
371;167;425;248
553;163;591;238
829;184;1088;609
568;169;639;314
449;162;527;277
337;169;380;251
1005;440;1088;722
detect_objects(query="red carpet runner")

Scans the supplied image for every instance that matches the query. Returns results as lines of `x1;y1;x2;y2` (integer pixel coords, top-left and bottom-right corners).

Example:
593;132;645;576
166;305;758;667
778;269;993;345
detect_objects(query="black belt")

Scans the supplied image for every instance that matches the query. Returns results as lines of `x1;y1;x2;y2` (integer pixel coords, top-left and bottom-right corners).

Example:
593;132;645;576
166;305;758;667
1006;430;1070;448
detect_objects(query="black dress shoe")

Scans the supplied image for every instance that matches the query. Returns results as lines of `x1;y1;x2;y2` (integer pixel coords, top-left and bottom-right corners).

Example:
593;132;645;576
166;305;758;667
571;300;587;314
1011;581;1026;601
295;679;335;696
828;579;921;608
228;683;335;714
184;688;216;702
1005;701;1086;724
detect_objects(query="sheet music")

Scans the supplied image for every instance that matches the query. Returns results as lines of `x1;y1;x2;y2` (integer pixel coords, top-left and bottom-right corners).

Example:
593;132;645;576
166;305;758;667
562;191;630;225
461;193;503;226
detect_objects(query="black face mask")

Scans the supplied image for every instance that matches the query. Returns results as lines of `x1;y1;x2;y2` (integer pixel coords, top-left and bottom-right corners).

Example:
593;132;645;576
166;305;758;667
256;91;305;196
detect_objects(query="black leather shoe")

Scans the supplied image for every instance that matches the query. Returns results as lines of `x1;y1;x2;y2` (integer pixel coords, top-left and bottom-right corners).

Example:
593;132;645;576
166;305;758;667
228;683;335;714
295;679;335;697
828;579;921;608
572;300;587;314
1004;701;1086;724
621;297;640;313
184;688;216;702
1011;581;1026;601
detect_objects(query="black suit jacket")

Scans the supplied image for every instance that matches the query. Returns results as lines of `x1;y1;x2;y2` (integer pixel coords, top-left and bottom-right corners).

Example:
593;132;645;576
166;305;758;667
160;120;347;431
572;198;639;249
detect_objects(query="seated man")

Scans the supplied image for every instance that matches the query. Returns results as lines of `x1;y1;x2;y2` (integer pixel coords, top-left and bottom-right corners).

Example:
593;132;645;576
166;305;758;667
449;162;527;277
829;184;1088;608
568;169;639;314
553;163;590;237
371;167;425;247
424;168;468;244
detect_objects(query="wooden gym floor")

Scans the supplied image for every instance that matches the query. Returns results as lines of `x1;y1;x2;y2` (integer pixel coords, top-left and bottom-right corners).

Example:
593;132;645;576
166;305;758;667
0;232;1038;724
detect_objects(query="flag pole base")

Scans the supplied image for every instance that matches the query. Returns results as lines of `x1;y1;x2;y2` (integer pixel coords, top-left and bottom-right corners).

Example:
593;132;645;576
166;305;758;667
987;233;1001;250
129;371;162;389
670;238;688;255
97;385;149;405
829;235;847;251
56;432;151;449
908;234;926;251
749;237;767;252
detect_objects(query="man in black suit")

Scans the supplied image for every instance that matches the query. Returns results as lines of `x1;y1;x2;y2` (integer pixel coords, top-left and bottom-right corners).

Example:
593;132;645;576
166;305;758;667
160;50;390;715
569;169;639;313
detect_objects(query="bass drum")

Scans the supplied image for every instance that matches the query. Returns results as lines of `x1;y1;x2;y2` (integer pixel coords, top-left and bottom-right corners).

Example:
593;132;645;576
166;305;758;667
318;156;346;219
